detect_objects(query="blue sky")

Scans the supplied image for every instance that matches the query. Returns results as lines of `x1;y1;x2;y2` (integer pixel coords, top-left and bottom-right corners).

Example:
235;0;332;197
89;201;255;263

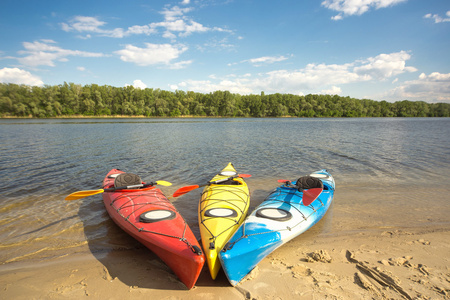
0;0;449;103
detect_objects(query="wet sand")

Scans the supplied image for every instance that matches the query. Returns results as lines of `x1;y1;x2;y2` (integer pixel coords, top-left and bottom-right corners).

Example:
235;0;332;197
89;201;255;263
1;185;449;299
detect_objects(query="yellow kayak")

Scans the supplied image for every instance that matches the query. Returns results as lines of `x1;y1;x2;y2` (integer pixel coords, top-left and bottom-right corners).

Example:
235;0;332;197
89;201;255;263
199;163;250;279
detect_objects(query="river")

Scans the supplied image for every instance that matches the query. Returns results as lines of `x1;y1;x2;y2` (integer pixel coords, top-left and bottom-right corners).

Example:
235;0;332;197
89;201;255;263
0;117;449;265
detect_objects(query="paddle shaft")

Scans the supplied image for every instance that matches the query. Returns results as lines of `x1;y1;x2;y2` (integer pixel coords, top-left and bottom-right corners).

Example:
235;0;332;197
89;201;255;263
105;182;154;192
172;174;251;198
193;175;240;190
65;181;167;201
211;176;237;185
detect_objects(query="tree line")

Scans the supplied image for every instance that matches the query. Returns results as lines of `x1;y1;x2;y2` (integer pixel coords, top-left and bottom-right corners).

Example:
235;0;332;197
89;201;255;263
0;82;448;118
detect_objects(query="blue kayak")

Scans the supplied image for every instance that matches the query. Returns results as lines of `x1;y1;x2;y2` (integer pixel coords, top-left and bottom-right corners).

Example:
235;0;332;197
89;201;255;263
219;169;335;286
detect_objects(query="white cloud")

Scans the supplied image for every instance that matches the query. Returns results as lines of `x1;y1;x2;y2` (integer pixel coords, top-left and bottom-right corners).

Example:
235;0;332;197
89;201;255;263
354;51;417;80
76;66;86;71
153;5;226;38
114;43;191;68
176;51;416;95
168;60;193;69
256;63;360;92
245;55;291;66
331;14;343;21
322;0;407;20
61;16;105;32
160;6;193;22
61;16;129;38
424;11;450;23
201;37;236;51
60;5;230;39
0;67;43;85
125;79;147;89
154;19;209;38
387;72;450;103
77;34;92;40
16;40;105;67
181;78;255;94
228;55;291;67
126;25;158;36
320;86;342;95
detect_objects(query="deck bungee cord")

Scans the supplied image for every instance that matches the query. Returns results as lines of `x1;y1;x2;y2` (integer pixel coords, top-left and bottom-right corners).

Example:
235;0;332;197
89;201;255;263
107;189;203;255
199;185;250;249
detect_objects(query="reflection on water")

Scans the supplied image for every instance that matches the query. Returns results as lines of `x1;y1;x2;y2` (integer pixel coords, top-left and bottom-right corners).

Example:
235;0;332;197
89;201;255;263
0;117;449;264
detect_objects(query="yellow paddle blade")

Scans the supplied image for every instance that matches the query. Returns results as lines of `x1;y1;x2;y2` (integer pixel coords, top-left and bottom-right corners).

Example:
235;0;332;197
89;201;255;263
65;189;105;201
155;180;172;186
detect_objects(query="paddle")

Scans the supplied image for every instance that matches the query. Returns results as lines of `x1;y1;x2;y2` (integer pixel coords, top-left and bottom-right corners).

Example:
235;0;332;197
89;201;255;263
172;174;251;198
277;179;322;206
65;180;172;201
278;179;291;184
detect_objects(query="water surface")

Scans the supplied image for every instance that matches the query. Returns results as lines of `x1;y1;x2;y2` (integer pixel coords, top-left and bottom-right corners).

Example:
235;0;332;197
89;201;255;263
1;118;449;264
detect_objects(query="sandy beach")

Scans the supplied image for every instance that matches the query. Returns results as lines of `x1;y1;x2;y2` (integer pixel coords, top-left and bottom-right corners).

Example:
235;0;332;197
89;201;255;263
1;219;449;299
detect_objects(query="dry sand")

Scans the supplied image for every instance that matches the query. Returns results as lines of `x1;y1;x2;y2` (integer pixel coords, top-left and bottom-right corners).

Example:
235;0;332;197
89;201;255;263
1;225;449;300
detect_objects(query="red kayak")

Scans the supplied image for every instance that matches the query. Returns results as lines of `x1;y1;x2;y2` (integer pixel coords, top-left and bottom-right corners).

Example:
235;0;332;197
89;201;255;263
102;169;205;289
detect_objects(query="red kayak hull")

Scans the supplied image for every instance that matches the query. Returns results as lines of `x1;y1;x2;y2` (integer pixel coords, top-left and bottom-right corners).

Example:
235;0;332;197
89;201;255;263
102;169;205;289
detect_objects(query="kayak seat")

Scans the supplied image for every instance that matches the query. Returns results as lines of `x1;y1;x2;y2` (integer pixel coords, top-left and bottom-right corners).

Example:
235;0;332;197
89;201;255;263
114;173;142;188
214;178;241;185
296;176;323;191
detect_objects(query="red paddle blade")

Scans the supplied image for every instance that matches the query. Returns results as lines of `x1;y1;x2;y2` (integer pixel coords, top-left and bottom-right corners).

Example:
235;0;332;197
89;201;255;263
172;185;200;197
277;179;290;183
238;174;251;178
302;188;323;206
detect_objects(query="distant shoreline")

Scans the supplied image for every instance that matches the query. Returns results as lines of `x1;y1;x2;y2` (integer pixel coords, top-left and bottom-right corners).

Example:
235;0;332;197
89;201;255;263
1;115;448;119
0;115;213;119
